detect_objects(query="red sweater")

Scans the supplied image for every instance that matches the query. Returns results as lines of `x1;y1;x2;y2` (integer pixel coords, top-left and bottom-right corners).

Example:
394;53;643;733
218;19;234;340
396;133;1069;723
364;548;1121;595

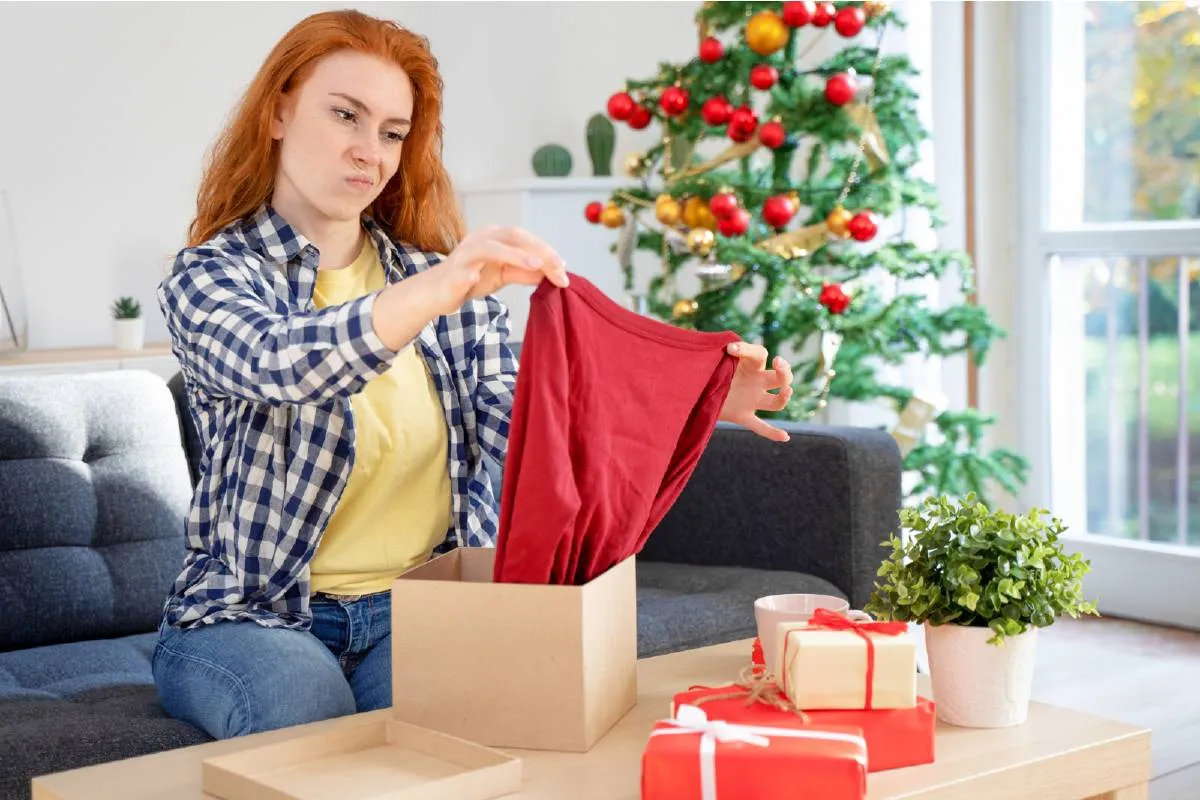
493;274;740;585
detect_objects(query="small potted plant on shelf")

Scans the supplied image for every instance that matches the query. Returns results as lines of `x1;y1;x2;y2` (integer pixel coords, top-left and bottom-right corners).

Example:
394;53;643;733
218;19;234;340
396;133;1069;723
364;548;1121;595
111;296;144;351
864;493;1099;728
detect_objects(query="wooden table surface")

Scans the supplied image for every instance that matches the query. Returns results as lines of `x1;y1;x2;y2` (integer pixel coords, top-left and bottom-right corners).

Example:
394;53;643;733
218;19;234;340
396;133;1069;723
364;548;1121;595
32;639;1151;800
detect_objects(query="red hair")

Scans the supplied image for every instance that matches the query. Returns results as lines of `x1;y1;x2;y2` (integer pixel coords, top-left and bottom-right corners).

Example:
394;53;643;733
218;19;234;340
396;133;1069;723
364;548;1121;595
187;9;464;253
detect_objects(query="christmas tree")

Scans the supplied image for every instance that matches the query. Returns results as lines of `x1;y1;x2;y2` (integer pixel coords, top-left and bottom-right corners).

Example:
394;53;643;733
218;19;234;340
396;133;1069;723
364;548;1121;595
584;0;1027;505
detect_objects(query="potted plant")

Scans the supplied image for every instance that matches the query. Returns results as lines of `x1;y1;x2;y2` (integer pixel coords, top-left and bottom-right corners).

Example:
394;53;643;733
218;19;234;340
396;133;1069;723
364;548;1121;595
111;296;144;351
864;493;1099;728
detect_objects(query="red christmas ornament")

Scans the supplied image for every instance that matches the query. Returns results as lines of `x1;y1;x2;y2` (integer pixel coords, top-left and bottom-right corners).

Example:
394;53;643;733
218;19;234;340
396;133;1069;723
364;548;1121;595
702;95;734;126
835;6;867;36
819;283;851;314
849;211;879;241
607;92;635;121
709;192;739;220
699;37;724;63
659;86;690;116
825;73;856;105
718;208;752;237
758;120;787;149
782;0;815;26
750;64;779;90
812;2;836;26
762;194;798;228
727;105;759;142
627;106;652;129
585;201;603;224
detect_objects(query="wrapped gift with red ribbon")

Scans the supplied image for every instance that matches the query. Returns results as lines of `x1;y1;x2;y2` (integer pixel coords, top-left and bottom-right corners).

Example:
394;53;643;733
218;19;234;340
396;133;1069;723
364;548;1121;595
775;608;917;710
671;680;936;772
641;704;867;800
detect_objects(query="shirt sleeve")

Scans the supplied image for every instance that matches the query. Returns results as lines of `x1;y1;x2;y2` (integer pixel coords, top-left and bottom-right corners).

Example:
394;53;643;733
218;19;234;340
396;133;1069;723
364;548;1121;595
472;293;518;466
158;248;401;406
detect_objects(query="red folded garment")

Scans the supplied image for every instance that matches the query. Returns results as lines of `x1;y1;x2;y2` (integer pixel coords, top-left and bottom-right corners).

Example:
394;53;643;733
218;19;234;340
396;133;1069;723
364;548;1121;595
493;273;740;585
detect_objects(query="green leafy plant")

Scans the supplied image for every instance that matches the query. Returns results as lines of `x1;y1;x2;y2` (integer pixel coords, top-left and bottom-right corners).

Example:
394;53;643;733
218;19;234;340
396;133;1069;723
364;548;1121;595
864;493;1100;645
111;297;141;320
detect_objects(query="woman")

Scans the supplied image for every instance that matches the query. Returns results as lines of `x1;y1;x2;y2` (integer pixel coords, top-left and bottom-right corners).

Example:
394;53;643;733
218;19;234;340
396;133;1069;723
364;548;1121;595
154;9;794;740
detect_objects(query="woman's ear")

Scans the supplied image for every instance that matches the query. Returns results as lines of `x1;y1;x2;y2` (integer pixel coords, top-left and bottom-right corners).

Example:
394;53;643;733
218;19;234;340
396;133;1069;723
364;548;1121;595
269;93;295;141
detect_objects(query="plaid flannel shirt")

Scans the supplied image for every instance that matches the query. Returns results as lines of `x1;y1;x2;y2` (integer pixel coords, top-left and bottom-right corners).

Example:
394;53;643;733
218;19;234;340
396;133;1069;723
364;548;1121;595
157;204;515;630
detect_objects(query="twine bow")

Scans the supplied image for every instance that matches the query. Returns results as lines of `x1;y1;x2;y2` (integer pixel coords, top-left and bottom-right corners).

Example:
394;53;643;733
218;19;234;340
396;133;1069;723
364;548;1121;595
784;608;908;709
650;704;868;800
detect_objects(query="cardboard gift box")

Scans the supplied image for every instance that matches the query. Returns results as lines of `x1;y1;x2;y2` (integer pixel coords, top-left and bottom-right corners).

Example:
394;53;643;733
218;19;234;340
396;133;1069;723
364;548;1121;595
642;704;867;800
201;716;521;800
775;609;917;710
672;684;936;772
389;547;638;753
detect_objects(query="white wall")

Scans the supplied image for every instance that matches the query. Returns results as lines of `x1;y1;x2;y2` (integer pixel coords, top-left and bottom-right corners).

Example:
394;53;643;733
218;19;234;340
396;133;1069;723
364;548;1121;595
0;1;697;350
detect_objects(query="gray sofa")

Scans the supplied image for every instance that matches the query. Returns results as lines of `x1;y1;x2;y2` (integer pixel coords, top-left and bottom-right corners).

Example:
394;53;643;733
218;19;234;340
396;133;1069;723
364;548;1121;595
0;369;901;800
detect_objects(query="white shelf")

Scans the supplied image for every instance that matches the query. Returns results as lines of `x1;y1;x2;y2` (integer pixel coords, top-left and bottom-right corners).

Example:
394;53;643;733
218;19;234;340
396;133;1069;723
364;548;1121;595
456;176;633;196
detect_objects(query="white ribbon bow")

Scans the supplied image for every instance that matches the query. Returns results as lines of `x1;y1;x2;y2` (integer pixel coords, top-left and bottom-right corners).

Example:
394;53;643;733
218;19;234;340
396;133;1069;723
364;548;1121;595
650;704;867;800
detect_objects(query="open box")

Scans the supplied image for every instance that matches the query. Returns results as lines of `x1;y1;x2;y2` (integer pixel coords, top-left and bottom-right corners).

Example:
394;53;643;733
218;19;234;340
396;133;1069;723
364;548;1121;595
201;715;521;800
389;547;638;753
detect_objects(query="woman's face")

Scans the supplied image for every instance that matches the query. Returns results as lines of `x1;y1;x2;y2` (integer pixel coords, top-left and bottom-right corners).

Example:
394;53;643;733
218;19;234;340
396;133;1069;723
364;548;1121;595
270;49;413;226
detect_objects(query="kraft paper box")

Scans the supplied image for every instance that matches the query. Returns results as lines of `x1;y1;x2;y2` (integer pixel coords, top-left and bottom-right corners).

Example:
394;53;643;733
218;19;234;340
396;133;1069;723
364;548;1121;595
390;547;638;753
775;620;917;710
201;715;522;800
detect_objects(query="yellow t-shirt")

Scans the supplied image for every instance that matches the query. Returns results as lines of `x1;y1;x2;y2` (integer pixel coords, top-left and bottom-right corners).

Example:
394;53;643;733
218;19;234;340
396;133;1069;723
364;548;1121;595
309;234;453;595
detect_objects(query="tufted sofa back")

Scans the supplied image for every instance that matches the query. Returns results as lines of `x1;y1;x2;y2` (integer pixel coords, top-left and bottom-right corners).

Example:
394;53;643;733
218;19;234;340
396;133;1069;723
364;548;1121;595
0;371;192;652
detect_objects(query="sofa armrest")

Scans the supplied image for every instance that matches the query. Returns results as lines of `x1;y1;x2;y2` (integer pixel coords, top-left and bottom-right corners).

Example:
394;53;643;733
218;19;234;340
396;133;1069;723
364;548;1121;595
639;420;902;610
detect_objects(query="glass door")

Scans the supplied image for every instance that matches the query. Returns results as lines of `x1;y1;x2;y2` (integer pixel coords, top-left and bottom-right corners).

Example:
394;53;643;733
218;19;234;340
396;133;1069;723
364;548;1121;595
1016;1;1200;628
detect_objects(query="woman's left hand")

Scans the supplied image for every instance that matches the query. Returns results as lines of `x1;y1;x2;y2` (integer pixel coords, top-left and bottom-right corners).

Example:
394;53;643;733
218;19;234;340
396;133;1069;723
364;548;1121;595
718;342;795;443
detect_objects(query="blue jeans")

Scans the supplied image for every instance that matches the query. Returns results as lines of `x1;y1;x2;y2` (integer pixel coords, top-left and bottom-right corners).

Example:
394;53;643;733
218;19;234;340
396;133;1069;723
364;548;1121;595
152;592;392;739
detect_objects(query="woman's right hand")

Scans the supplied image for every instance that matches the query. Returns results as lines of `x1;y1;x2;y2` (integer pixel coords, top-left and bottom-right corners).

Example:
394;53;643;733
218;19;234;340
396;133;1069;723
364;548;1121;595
427;226;569;315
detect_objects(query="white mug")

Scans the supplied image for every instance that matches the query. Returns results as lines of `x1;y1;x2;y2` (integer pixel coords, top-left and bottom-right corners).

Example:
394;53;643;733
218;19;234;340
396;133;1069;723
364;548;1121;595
753;593;872;677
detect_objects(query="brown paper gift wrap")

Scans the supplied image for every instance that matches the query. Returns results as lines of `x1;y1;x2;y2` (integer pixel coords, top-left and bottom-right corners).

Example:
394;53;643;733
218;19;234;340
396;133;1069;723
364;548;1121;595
775;609;917;711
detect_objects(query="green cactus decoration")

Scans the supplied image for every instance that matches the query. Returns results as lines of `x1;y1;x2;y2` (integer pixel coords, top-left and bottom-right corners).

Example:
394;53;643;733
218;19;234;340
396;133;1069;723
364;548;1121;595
532;144;572;177
111;296;141;319
586;113;615;176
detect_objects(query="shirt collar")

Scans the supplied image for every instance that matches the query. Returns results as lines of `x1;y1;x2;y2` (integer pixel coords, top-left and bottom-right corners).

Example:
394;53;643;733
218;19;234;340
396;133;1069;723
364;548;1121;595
245;204;407;282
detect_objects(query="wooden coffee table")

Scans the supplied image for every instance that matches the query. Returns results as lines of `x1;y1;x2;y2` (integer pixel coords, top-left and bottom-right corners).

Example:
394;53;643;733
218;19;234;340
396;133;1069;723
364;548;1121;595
31;639;1151;800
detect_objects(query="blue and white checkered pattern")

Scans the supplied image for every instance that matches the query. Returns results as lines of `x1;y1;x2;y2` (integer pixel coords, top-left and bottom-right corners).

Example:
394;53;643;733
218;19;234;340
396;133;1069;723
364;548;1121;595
157;205;515;630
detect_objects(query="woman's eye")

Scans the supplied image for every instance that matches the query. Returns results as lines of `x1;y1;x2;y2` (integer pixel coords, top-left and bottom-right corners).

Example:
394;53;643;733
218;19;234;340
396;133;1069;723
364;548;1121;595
333;107;357;123
384;131;407;143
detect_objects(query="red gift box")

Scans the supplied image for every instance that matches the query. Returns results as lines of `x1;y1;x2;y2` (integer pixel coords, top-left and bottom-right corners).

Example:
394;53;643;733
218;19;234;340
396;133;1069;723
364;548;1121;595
641;704;867;800
673;681;935;772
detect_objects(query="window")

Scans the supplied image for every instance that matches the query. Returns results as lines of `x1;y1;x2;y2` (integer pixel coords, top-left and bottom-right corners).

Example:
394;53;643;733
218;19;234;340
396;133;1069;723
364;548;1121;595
1024;2;1199;550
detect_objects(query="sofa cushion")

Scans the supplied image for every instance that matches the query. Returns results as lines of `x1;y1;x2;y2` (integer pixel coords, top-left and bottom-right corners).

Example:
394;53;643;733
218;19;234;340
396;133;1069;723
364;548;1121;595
0;372;193;652
635;561;845;658
0;633;211;800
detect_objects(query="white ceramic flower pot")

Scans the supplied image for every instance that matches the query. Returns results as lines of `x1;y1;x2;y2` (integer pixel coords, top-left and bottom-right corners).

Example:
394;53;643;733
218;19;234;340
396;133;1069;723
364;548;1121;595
924;623;1038;728
113;318;145;351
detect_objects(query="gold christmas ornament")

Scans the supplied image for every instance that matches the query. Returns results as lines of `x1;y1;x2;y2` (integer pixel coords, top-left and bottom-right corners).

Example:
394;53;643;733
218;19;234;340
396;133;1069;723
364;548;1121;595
890;388;946;457
844;104;890;171
686;227;716;257
757;222;830;259
670;138;761;183
673;298;699;318
826;205;854;238
655;196;682;226
864;1;890;18
600;202;625;229
624;152;647;177
745;11;788;57
731;264;748;281
682;196;718;231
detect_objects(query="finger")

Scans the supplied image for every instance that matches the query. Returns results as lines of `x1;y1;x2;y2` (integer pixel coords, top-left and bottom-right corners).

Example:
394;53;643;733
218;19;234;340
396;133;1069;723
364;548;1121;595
742;414;791;443
495;227;569;286
774;355;794;388
727;341;768;370
467;239;546;273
